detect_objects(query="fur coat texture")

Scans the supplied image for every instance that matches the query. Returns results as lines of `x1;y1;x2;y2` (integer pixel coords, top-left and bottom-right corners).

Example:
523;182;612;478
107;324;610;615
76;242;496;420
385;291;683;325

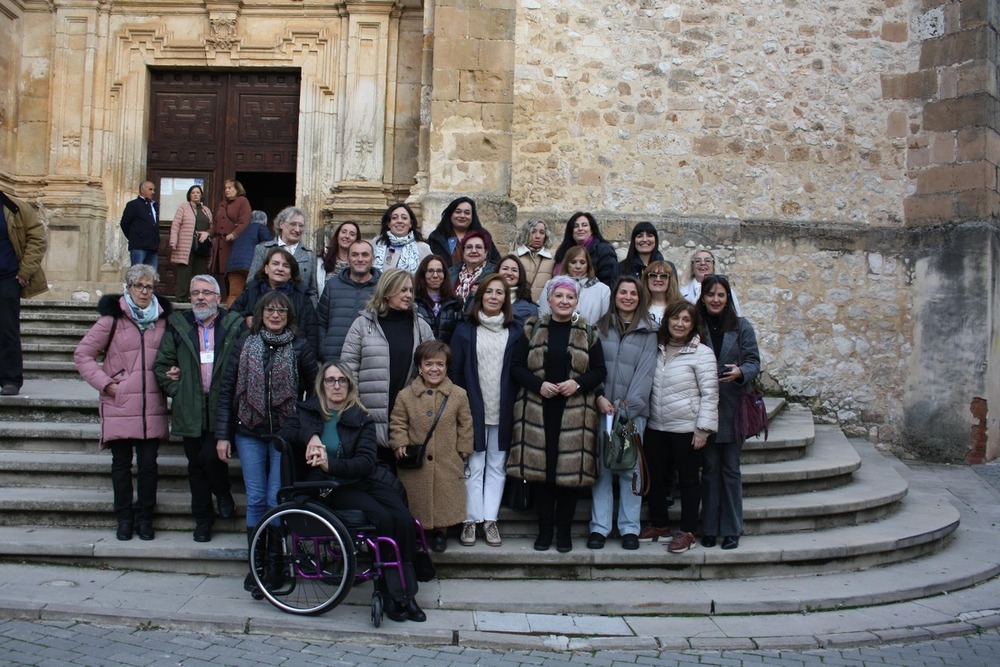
508;317;602;488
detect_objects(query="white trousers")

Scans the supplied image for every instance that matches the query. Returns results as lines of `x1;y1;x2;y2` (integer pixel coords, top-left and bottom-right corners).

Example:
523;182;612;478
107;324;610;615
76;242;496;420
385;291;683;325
465;424;507;523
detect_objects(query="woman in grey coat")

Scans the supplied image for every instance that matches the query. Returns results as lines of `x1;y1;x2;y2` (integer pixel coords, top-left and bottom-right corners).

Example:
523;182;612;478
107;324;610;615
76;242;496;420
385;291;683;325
697;274;760;550
588;276;657;551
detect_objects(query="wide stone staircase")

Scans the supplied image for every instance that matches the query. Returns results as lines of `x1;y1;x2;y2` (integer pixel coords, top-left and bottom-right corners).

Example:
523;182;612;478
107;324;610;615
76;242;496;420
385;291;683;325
1;300;996;616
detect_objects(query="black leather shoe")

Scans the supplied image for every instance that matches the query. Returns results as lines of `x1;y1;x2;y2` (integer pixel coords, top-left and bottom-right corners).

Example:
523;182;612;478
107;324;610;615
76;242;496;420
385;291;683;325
217;492;236;520
405;598;427;622
116;521;133;541
533;527;553;551
621;533;640;550
193;524;212;543
701;535;717;548
136;523;154;541
556;529;572;553
586;532;605;549
431;531;448;553
385;598;407;622
721;536;739;550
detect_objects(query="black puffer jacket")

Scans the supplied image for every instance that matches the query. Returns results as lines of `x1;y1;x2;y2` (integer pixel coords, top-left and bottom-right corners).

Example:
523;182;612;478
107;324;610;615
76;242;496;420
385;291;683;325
416;296;465;345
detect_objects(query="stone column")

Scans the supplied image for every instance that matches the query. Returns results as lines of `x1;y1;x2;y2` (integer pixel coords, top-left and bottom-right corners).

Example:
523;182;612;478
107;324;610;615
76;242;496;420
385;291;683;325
887;0;1000;461
327;0;402;221
415;0;517;242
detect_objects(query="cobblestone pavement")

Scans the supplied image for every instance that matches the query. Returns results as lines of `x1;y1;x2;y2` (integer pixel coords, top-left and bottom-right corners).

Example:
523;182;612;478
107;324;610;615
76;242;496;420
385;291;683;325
2;618;999;666
972;459;1000;494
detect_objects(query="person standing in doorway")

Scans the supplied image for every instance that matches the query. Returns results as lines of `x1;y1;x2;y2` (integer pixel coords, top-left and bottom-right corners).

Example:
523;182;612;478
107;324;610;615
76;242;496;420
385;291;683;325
120;180;160;270
0;190;48;396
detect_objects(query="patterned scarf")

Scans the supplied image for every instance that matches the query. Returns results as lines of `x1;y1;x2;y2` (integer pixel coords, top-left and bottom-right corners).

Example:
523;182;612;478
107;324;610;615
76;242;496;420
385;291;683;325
236;329;298;433
455;263;486;303
374;231;421;272
124;293;160;332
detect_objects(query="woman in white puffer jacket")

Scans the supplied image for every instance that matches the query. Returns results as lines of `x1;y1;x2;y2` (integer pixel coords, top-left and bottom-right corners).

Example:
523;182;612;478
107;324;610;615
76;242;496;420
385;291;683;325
642;300;719;554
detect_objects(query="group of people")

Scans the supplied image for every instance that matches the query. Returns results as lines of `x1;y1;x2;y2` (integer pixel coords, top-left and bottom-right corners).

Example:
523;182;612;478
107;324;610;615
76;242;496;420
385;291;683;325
85;195;762;622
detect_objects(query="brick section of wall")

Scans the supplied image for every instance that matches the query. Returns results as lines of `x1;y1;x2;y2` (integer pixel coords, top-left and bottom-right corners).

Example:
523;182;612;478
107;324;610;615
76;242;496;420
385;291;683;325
904;0;1000;226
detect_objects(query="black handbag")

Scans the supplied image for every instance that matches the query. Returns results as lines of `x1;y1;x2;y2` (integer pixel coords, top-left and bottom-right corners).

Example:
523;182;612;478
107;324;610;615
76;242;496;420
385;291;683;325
192;233;212;258
396;396;448;470
501;476;533;512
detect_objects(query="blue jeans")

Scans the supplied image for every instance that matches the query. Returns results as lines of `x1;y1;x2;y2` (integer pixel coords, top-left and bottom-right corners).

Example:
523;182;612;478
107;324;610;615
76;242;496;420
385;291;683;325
129;249;158;271
234;433;281;527
590;416;644;538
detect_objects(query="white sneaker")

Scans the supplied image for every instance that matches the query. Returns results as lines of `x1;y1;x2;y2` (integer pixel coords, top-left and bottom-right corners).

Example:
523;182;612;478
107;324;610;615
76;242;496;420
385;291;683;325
483;521;502;547
460;521;477;546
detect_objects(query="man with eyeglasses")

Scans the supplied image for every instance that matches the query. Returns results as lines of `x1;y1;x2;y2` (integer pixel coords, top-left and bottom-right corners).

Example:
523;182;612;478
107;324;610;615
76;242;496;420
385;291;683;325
247;206;318;306
154;275;246;542
317;239;381;362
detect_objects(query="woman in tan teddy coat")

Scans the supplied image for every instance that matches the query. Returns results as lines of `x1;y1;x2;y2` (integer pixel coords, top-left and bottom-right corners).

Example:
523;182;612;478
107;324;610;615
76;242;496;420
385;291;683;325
390;340;473;553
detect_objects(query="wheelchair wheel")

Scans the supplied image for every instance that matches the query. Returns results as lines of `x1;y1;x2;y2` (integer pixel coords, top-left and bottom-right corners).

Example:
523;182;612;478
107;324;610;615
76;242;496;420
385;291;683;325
250;501;356;616
371;589;383;628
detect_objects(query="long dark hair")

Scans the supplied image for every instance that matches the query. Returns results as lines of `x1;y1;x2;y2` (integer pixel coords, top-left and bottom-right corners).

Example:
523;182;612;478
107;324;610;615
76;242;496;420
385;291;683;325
697;274;739;332
657;300;700;347
554;211;609;264
497;254;533;302
413;254;456;302
377;203;424;244
322;221;361;273
597;276;652;337
620;221;659;269
434;196;486;237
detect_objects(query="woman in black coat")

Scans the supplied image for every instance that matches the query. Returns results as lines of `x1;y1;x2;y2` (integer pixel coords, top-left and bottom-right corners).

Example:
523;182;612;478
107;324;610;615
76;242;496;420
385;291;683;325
553;211;619;288
231;246;320;356
697;275;761;551
279;361;425;623
414;254;465;344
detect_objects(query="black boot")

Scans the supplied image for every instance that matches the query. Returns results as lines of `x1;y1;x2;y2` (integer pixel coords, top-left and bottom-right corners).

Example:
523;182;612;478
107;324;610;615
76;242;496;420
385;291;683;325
244;527;259;593
265;525;287;592
534;525;553;551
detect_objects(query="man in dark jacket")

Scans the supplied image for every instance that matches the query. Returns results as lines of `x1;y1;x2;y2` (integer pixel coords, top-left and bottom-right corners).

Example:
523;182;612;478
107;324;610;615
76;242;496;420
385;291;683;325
120;180;160;270
0;190;47;396
154;274;245;542
317;240;380;362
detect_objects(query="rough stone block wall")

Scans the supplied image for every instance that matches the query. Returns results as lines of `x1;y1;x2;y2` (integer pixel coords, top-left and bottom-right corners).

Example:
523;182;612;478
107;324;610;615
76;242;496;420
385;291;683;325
511;0;914;223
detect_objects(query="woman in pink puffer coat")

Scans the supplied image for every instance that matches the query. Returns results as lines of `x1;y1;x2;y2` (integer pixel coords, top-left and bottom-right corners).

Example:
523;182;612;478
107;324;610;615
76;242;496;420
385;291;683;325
74;264;171;543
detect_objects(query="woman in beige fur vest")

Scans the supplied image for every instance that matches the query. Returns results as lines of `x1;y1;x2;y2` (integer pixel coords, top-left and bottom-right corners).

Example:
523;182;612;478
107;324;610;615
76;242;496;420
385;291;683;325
508;277;606;553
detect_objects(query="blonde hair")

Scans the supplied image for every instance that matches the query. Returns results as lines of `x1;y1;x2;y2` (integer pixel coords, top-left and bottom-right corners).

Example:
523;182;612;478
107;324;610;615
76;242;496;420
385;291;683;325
365;268;413;316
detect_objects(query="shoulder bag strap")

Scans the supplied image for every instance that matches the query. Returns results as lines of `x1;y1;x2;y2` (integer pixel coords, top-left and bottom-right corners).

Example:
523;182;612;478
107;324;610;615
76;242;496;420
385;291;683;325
420;395;449;448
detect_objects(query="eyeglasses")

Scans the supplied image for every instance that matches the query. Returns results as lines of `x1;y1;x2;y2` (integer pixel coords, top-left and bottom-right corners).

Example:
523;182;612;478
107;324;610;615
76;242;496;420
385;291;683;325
647;273;671;280
263;306;288;315
128;283;155;293
425;268;445;275
323;376;349;387
285;221;306;229
693;258;715;265
465;244;485;251
190;290;218;298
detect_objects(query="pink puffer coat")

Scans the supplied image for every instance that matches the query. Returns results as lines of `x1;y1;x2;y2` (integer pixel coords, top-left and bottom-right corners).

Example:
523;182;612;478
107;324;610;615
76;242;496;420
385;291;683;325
74;295;172;448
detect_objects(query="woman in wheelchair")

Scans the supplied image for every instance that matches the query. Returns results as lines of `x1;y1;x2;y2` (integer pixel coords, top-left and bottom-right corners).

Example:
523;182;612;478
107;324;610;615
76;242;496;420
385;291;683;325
278;360;427;622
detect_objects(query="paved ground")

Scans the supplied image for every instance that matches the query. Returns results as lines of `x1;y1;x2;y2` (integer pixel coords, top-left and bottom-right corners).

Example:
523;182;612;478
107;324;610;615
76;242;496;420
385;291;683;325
2;617;999;666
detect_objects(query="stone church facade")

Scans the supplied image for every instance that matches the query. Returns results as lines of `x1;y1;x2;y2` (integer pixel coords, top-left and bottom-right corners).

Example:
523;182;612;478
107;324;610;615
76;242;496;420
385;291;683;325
1;0;996;462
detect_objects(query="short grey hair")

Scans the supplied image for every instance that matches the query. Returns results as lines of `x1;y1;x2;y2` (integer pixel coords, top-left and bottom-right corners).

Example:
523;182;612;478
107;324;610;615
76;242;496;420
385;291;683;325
515;218;552;250
250;210;268;226
275;206;307;228
190;274;220;293
125;264;158;287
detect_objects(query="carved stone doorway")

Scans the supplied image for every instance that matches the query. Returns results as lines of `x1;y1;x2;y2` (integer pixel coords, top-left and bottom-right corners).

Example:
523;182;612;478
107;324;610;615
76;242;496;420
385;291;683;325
146;69;300;295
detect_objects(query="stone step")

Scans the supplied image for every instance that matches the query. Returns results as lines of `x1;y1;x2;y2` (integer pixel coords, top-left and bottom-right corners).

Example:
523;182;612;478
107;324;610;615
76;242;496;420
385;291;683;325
20;325;91;346
23;360;82;380
0;434;901;537
741;403;813;464
21;342;79;362
742;425;861;496
0;474;955;583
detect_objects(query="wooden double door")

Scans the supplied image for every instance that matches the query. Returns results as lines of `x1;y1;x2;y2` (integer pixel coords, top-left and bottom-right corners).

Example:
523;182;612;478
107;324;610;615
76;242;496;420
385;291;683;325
146;70;301;293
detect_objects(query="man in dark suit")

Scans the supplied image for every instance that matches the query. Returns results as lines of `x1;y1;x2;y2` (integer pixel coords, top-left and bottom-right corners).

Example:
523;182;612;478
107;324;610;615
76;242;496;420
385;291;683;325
120;180;160;270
